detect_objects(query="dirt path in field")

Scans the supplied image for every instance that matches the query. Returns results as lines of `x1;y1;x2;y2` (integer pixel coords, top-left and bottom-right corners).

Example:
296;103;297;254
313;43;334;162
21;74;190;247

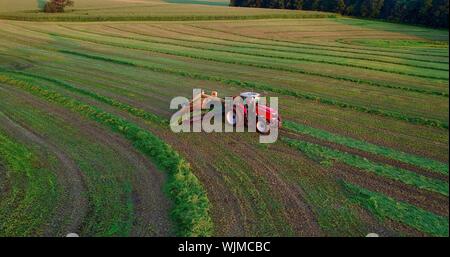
0;111;89;236
226;134;323;236
0;85;172;236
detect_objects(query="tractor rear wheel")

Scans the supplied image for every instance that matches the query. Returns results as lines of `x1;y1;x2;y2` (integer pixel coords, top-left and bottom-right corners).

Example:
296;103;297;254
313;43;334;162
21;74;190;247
256;119;270;134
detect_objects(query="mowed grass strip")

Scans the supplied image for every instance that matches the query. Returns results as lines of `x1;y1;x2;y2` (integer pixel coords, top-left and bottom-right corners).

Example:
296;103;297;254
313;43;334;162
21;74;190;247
0;70;293;236
60;25;449;82
283;121;449;175
0;129;59;236
282;137;449;196
8;68;448;177
156;24;450;63
105;24;449;70
0;75;213;237
343;182;449;237
44;26;449;90
190;24;450;59
57;49;448;129
187;23;448;59
0;69;167;126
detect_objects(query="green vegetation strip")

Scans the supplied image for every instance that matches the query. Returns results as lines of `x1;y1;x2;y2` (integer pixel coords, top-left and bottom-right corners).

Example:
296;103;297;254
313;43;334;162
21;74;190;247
191;25;449;59
104;25;449;73
344;182;449;237
58;49;449;129
0;75;213;237
284;120;449;175
0;69;167;126
63;26;449;82
158;24;450;64
48;28;449;87
282;137;449;196
0;129;59;236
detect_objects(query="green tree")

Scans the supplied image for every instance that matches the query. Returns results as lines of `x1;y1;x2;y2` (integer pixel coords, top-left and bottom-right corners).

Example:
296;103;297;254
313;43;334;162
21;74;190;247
43;0;74;13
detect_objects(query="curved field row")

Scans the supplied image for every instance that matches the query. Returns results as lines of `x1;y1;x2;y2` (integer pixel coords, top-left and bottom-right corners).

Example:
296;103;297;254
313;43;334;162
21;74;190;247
4;67;448;177
0;74;213;236
58;25;449;81
0;70;370;236
54;49;448;129
101;24;449;72
0;127;59;236
0;72;328;236
344;182;448;237
1;65;378;236
0;16;447;237
0;111;89;236
44;24;448;82
4;68;448;236
0;82;173;237
187;23;449;58
151;23;450;64
282;137;449;196
1;30;447;162
5;24;448;121
282;135;449;235
283;121;449;175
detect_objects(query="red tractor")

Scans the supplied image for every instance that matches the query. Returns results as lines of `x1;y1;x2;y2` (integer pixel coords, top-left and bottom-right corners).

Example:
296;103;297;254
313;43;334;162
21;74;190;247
224;92;281;134
176;91;281;134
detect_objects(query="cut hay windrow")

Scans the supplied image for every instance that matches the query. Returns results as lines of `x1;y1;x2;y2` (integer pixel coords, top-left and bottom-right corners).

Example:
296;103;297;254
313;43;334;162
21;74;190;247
282;137;449;196
188;25;450;59
343;182;449;237
153;24;450;64
61;25;449;81
58;49;449;129
0;128;59;236
102;25;449;72
0;71;308;236
0;75;213;237
47;27;449;82
19;25;449;97
283;121;449;175
0;69;166;127
5;67;448;177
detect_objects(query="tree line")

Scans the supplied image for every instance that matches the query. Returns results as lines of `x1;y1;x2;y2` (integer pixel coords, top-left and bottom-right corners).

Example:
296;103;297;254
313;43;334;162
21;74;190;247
37;0;74;12
230;0;449;28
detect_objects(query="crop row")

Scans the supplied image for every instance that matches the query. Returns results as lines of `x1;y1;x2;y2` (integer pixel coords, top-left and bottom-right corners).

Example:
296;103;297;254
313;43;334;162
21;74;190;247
55;49;449;129
0;69;167;126
0;70;303;236
283;120;449;175
21;25;449;97
62;26;449;81
13;70;437;178
0;75;213;237
343;182;448;237
188;25;449;59
0;128;59;236
104;25;449;72
156;24;450;66
282;137;449;196
23;22;448;96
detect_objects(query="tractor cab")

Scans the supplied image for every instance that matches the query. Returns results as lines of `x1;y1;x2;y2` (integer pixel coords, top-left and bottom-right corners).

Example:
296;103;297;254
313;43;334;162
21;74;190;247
240;92;261;107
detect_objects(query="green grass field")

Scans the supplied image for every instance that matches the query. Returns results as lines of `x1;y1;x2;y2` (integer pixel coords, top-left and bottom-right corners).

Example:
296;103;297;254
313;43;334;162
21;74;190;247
0;0;448;237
